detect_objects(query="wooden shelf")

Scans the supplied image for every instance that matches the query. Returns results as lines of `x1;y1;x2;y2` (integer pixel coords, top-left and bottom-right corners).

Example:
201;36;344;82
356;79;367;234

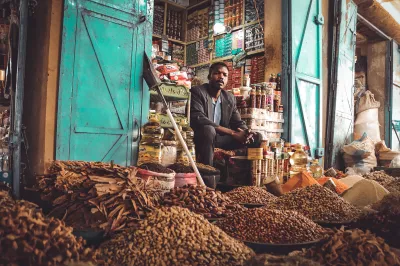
152;34;185;45
247;49;265;56
156;0;187;9
212;55;233;62
187;0;211;10
188;61;210;68
186;36;208;45
243;19;264;28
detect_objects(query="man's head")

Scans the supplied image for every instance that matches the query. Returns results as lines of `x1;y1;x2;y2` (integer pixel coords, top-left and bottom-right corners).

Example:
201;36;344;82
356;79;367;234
208;62;229;91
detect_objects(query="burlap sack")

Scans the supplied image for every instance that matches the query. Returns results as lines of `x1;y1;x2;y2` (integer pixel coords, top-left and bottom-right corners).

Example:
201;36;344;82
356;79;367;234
356;91;380;115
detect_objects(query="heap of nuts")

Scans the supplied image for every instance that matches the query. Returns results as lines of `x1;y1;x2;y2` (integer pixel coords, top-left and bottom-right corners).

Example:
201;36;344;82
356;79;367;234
225;186;277;205
267;185;362;222
357;191;400;248
161;185;245;218
301;228;400;265
363;171;396;188
216;208;326;244
247;254;322;266
0;196;93;266
128;207;255;265
95;228;137;266
387;179;400;193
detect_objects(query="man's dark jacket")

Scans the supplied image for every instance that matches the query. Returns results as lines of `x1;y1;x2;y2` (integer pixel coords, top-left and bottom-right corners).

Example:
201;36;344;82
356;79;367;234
190;84;247;131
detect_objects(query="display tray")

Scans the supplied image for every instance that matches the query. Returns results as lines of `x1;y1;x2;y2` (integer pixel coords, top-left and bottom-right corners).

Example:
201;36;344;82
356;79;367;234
73;229;107;246
243;239;323;254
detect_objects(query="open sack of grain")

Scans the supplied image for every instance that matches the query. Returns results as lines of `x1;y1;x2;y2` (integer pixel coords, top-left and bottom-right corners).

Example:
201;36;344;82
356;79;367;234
342;133;377;175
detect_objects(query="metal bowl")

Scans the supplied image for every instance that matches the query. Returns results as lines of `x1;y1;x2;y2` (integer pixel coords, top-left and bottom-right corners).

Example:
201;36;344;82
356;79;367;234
243;238;323;254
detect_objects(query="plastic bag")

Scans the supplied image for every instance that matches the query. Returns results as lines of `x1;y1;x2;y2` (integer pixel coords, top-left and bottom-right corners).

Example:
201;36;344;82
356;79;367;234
342;133;377;173
390;155;400;168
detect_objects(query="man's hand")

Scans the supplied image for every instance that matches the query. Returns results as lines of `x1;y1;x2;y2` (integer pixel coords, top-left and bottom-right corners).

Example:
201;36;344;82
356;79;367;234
232;128;247;144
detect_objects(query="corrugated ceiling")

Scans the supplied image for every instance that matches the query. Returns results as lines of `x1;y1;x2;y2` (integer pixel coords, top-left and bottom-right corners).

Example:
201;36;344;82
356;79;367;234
378;0;400;24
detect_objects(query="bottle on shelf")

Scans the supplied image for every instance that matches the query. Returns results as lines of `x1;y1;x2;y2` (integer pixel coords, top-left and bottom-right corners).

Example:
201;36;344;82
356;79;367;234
250;86;257;108
261;85;267;109
269;73;276;83
289;144;308;176
310;159;323;179
256;86;261;109
274;73;282;112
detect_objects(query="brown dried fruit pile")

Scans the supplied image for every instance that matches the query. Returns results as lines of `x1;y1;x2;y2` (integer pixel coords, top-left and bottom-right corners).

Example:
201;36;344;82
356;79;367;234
225;186;277;204
363;171;396;188
387;179;400;193
95;227;136;266
37;161;160;233
267;185;362;222
0;196;94;266
138;162;174;173
196;163;220;174
161;185;245;218
130;207;254;266
357;191;400;248
302;228;400;266
168;163;194;173
216;208;325;244
247;254;321;266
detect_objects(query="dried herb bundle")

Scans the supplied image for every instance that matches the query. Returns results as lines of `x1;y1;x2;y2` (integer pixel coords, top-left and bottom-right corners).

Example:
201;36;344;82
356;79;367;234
37;161;160;233
0;196;93;266
302;228;400;266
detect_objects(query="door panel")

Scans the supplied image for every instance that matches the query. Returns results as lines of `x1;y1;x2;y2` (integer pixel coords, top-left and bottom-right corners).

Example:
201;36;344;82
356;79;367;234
57;0;152;166
326;0;357;168
289;0;323;155
391;42;400;151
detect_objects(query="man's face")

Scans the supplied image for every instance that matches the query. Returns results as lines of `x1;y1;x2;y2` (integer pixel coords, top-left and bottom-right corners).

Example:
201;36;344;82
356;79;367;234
209;66;229;90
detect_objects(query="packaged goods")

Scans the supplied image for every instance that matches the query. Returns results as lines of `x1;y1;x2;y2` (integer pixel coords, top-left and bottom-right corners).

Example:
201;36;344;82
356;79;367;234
341;179;388;207
0;196;94;266
216;208;325;244
301;228;400;266
161;185;244;218
156;64;180;75
268;185;362;222
128;207;255;266
225;186;277;204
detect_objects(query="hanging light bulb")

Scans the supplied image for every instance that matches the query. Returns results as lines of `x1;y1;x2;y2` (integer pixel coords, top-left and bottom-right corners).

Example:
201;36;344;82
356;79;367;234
213;22;226;35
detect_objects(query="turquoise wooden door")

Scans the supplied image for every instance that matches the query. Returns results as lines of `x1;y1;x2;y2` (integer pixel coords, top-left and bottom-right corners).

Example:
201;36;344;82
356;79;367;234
390;41;400;151
56;0;153;166
285;0;323;156
326;0;357;168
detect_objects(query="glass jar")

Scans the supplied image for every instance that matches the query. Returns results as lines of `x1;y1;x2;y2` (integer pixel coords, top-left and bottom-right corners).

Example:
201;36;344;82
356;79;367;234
289;144;308;174
142;111;164;142
137;140;163;165
310;159;323;179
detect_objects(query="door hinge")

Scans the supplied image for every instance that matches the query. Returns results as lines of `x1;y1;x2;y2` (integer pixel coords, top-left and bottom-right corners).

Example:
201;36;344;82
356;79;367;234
314;14;325;25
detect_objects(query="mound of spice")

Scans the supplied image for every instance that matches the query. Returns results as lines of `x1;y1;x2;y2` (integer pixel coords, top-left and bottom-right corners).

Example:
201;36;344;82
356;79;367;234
248;254;321;266
196;163;220;175
138;162;174;174
161;185;245;218
267;185;362;222
167;163;194;173
316;177;349;194
128;207;254;265
387;179;400;193
225;186;277;204
363;171;396;188
357;191;400;248
301;228;400;266
216;208;325;244
0;197;93;266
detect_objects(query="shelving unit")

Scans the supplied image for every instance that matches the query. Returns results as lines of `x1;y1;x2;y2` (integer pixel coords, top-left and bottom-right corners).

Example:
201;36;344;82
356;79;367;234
152;0;266;87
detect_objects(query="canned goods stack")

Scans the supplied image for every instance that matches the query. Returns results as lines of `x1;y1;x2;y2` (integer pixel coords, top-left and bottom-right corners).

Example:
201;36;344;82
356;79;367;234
166;9;183;41
214;0;224;24
198;40;211;64
171;44;184;66
187;8;209;42
186;43;198;66
224;0;243;28
245;23;264;51
245;0;264;23
224;61;242;89
245;56;265;84
153;4;165;36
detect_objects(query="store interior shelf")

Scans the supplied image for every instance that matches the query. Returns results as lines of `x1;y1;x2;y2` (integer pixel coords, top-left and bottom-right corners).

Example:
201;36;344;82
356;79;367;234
187;0;211;10
243;19;264;28
212;55;233;62
152;34;185;45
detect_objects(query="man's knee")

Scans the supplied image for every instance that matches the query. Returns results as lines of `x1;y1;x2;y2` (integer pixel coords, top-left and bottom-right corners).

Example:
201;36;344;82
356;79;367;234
197;125;216;141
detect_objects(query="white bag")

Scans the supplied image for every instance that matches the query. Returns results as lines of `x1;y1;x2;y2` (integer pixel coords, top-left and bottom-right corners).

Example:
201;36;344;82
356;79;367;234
354;122;381;142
